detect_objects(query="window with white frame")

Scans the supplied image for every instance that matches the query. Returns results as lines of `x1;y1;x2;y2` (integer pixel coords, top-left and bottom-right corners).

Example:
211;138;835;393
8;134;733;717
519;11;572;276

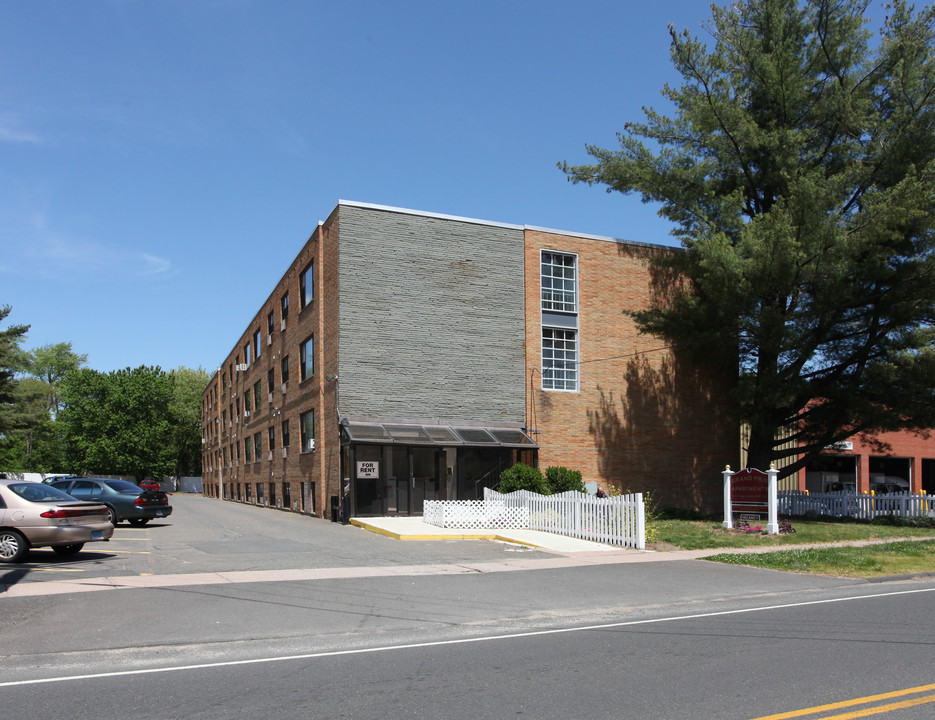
540;250;580;391
542;328;579;391
541;251;577;313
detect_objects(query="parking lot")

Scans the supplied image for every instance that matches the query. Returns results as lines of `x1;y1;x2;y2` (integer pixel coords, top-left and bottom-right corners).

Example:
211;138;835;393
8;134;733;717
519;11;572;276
2;492;571;587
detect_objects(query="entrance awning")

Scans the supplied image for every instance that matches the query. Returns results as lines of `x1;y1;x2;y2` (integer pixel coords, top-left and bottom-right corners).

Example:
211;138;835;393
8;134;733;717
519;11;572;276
342;421;537;448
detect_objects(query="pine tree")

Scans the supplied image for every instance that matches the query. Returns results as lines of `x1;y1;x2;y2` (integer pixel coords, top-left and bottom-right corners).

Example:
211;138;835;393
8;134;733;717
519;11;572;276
563;0;935;474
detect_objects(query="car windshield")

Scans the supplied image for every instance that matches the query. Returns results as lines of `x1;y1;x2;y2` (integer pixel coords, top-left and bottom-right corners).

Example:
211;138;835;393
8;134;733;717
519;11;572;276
8;483;80;503
105;480;146;493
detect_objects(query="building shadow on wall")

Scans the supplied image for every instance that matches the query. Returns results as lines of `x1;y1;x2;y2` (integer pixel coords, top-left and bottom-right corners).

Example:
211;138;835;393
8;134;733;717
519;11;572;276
588;352;735;515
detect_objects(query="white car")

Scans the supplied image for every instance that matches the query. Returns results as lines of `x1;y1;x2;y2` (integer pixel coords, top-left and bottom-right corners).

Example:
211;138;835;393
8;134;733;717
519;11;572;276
0;479;114;563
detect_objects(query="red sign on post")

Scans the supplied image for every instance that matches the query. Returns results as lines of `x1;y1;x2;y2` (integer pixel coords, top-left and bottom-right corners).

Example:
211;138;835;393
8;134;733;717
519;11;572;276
731;468;768;515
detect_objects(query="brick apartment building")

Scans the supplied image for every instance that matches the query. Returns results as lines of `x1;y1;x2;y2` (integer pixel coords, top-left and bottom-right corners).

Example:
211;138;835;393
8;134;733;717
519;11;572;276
201;201;739;518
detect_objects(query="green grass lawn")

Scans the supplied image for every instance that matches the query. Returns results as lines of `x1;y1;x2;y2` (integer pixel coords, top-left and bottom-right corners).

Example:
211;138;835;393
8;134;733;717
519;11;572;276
649;518;935;577
704;541;935;577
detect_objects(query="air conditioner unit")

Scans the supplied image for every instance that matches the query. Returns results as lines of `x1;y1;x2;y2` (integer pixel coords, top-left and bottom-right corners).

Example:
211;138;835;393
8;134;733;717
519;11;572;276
307;439;315;452
235;363;248;371
280;320;286;331
281;448;287;458
267;335;272;346
243;410;250;418
268;393;273;404
281;383;287;394
268;451;273;461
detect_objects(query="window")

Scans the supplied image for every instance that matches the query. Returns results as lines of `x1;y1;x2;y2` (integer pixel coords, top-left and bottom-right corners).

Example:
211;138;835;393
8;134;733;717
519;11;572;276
541;251;577;312
300;336;314;381
253;380;261;409
541;250;579;392
282;419;291;447
281;292;289;320
244;437;252;463
268;426;276;451
281;355;289;384
300;263;314;308
300;410;315;452
542;328;578;391
267;368;275;394
244;392;251;413
253;329;261;360
267;310;275;336
253;433;262;460
244;343;252;366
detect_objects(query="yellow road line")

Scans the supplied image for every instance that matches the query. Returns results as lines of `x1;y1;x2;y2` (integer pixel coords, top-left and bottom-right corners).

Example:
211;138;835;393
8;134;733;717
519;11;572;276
751;684;935;720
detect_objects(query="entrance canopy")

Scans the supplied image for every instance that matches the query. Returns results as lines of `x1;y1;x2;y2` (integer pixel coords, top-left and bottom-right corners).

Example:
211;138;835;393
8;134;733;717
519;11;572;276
342;421;537;448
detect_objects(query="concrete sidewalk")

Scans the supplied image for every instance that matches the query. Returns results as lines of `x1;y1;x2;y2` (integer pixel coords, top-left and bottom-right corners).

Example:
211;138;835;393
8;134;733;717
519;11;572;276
349;516;627;552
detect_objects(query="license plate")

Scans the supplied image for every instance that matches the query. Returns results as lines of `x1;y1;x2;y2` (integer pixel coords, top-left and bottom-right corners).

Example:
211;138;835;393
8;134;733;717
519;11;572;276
156;510;164;516
91;530;104;540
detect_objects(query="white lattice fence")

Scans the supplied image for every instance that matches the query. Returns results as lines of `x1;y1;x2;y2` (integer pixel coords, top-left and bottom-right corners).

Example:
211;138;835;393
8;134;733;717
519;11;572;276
423;500;530;529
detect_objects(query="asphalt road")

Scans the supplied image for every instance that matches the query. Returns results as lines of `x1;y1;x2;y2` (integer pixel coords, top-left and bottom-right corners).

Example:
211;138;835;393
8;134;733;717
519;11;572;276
2;494;934;719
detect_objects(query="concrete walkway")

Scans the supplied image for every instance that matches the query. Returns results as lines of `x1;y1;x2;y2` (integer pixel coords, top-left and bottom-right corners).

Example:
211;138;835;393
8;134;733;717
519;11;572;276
350;516;627;552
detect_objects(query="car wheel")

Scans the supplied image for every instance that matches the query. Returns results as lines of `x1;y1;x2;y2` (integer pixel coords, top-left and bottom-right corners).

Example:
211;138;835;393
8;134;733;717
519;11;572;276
51;543;84;556
0;529;29;563
127;518;150;527
106;507;118;525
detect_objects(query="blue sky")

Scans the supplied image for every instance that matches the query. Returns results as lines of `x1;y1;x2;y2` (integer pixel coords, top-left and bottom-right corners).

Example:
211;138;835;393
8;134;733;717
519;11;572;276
2;0;723;373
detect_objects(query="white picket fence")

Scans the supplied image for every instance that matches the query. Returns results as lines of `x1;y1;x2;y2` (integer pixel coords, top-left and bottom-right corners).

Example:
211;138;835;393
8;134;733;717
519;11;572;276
424;488;646;549
778;491;935;520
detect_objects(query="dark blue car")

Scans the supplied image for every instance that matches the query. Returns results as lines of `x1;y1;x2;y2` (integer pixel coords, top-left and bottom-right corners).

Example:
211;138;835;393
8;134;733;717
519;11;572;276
51;478;172;526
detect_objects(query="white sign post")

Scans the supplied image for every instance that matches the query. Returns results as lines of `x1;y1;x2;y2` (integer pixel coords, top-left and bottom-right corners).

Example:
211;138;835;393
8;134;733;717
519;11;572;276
722;465;733;529
766;464;779;534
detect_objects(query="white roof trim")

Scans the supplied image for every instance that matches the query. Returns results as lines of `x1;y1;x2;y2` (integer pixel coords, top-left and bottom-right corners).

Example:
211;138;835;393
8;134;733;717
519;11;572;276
338;200;524;231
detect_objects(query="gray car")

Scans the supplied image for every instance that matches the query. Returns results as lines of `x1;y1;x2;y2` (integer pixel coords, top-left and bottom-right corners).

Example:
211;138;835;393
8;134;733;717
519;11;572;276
51;478;173;526
0;479;114;563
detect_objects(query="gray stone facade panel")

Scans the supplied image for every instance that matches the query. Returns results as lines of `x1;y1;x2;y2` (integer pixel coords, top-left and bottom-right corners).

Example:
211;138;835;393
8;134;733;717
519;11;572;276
337;204;526;425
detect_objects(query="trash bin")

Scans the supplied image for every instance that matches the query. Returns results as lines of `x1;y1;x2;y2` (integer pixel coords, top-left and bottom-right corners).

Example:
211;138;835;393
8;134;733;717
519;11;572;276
330;495;340;523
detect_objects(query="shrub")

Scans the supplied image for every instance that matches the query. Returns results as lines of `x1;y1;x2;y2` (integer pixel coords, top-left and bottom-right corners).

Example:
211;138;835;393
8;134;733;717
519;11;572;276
870;514;935;529
498;463;549;494
545;466;585;494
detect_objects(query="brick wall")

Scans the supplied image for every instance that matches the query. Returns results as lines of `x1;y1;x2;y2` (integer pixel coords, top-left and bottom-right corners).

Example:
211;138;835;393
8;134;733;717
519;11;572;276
524;229;738;513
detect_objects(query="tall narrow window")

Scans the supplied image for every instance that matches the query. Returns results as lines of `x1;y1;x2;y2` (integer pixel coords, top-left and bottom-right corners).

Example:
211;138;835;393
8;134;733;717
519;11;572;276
281;292;289;320
253;432;262;461
267;368;275;395
244;343;252;366
267;311;275;337
540;250;580;391
300;336;314;381
281;355;290;384
300;263;314;308
244;437;252;463
541;251;577;312
253;329;261;360
282;419;291;447
300;410;315;452
253;380;261;409
268;426;276;451
542;328;579;391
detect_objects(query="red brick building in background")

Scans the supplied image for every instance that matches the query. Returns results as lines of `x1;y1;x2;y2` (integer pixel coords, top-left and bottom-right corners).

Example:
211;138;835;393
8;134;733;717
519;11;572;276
201;201;735;517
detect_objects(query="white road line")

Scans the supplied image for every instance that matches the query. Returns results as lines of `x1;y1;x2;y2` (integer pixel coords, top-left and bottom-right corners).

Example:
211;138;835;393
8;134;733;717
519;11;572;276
3;585;934;688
